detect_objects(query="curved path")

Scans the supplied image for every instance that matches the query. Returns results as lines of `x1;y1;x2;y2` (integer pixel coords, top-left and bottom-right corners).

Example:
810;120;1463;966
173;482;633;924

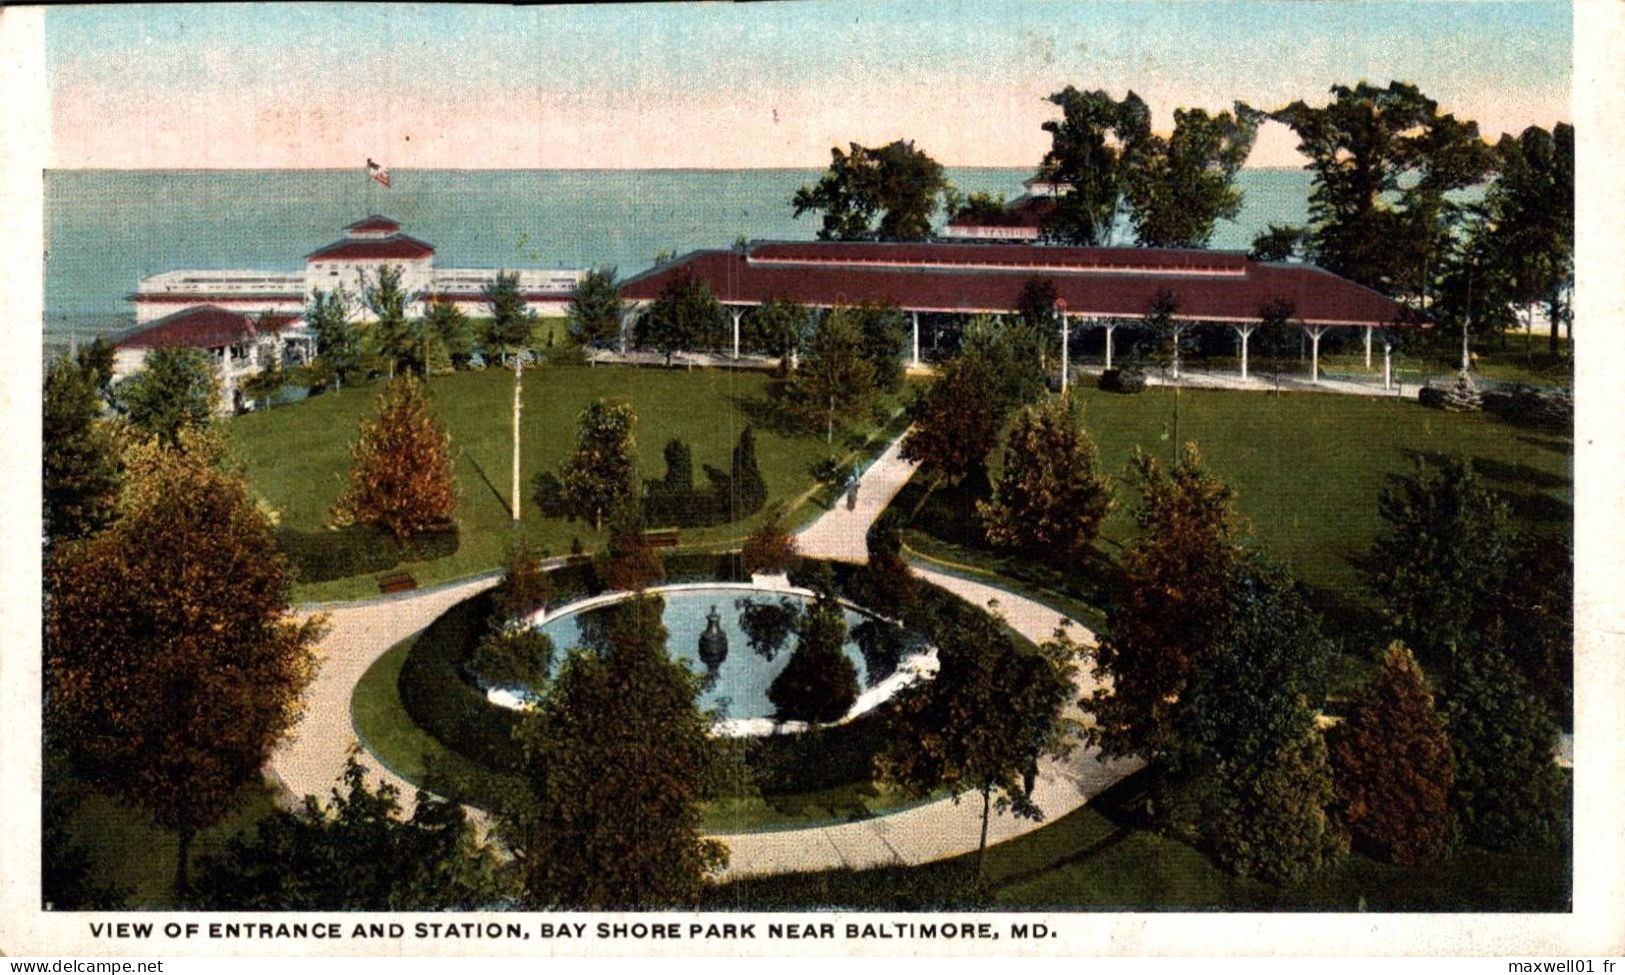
268;430;1142;879
269;577;499;807
716;565;1141;878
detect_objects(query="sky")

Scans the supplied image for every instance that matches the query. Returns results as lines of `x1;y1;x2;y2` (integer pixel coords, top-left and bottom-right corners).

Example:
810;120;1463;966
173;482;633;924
46;1;1572;170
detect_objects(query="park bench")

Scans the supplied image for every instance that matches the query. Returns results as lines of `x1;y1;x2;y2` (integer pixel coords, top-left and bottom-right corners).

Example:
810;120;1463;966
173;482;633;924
642;528;681;549
378;571;419;594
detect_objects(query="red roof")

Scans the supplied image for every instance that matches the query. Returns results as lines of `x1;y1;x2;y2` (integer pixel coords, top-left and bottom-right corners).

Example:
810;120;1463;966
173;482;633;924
747;240;1245;274
345;215;403;234
259;312;302;331
946;196;1056;230
306;234;435;262
621;242;1415;327
114;306;256;350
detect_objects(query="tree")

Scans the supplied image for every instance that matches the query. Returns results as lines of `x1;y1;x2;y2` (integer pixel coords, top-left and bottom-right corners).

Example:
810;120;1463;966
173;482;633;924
192;754;507;909
977;394;1113;565
331;376;458;540
1140;289;1190;376
725;426;768;518
901;316;1046;484
1270;82;1496;300
767;587;859;724
849;508;920;624
567;266;624;347
792;139;948;241
946;190;1013;225
1328;642;1456;865
644;273;723;365
788;309;876;442
113;345;219;445
424;300;476;369
485;270;538;522
305;287;362;388
1085;444;1245;762
239;355;286;411
1123;103;1262;248
849;302;907;393
44;355;121;544
1167;562;1345;883
472;627;556;697
744;297;811;369
505;595;726;907
559;400;638;532
1443;645;1568;851
1249;224;1314;263
363;265;426;377
1368;455;1515;671
74;334;116;399
600;502;665;592
1015;276;1061;336
1481;123;1574;352
44;430;323;895
741;502;797;575
491;538;551;625
878;603;1078;875
1038;87;1153;245
1488;537;1573;725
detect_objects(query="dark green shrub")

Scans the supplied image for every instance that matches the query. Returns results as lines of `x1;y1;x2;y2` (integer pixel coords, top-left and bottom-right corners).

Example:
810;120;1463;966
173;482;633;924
277;523;459;584
396;591;524;771
1098;368;1146;394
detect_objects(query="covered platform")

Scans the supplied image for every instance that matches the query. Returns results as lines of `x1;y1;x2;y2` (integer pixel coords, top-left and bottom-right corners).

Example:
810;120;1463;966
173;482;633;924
618;240;1423;388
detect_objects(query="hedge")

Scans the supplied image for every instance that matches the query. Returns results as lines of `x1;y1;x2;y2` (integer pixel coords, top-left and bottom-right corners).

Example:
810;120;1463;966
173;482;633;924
394;553;1027;798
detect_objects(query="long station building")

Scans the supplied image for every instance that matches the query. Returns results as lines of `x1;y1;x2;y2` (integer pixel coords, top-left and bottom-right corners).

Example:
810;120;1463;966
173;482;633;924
619;238;1420;382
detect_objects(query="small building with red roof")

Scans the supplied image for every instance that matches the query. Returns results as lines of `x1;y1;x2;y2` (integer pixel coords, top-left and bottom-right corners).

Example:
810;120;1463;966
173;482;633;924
111;305;315;412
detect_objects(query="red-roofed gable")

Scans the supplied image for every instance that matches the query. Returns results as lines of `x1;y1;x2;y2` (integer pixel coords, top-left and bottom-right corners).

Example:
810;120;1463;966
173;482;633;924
306;234;435;262
621;243;1415;328
114;306;256;350
345;215;403;234
259;312;302;332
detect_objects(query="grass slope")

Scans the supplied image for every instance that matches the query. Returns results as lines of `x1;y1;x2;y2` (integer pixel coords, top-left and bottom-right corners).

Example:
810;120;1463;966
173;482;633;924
227;364;902;602
905;385;1571;602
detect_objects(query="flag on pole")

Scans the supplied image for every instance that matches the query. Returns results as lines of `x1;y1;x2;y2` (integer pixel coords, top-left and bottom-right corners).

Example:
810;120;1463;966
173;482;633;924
366;158;391;188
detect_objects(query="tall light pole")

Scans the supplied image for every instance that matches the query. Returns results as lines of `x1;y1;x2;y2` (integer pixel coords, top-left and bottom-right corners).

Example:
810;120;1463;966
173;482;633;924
1055;297;1069;393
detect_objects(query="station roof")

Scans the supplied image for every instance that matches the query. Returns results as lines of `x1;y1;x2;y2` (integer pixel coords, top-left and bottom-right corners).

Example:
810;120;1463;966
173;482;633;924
114;306;258;350
306;233;435;262
621;240;1416;327
344;215;404;234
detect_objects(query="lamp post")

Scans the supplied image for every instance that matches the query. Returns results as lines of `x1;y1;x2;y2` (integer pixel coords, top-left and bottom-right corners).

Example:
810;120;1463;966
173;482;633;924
1055;297;1069;393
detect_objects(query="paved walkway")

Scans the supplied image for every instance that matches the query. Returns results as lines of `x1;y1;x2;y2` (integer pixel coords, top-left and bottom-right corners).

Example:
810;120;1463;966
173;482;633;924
794;431;922;563
268;576;500;808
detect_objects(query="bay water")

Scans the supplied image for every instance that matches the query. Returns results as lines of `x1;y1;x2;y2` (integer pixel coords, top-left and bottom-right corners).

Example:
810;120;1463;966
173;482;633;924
43;167;1312;351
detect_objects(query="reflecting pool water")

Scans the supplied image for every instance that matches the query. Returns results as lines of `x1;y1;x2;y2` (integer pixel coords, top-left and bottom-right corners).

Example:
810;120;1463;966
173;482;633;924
523;585;933;731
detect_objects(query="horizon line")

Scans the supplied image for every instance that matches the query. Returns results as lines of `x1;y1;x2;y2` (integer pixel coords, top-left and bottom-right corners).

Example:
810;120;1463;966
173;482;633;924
44;164;1312;174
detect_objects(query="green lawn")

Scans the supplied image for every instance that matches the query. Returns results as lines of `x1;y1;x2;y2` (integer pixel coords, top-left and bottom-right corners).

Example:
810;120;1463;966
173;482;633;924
905;385;1571;606
708;767;1571;911
227;364;907;602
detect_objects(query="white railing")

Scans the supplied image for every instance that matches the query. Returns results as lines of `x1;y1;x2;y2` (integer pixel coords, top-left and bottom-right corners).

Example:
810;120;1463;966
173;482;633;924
136;269;304;295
